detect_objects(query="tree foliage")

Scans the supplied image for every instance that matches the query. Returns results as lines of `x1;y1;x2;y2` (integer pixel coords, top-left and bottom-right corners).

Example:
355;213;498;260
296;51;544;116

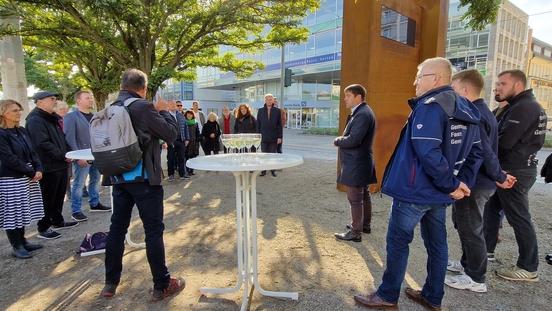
0;0;319;104
458;0;501;31
24;50;86;103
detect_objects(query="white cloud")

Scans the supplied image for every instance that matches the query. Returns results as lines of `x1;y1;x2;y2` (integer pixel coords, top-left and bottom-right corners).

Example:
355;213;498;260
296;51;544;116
510;0;552;44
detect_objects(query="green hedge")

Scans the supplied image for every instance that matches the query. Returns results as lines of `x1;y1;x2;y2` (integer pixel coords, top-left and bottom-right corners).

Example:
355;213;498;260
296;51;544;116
302;127;339;136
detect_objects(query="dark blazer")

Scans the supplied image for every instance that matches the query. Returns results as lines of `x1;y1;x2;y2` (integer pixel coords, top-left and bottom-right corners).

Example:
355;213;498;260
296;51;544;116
234;115;257;133
201;120;221;152
256;105;282;143
335;103;377;187
104;90;178;186
0;127;43;178
25;107;71;173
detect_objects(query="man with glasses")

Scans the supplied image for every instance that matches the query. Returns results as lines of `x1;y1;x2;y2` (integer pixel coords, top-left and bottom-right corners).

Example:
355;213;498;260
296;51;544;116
175;100;185;112
353;58;483;310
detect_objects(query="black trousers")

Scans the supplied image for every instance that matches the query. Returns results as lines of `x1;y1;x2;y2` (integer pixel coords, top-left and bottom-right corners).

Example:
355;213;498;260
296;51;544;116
484;167;539;272
105;182;170;290
37;169;68;232
167;140;187;177
261;142;278;173
452;188;495;283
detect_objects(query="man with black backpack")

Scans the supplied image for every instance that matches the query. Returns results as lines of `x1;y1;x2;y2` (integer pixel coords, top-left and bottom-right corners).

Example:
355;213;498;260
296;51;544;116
100;69;185;301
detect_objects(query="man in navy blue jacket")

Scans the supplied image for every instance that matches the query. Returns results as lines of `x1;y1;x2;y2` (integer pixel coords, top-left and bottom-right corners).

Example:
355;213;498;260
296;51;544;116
353;58;483;310
333;84;376;242
445;69;516;293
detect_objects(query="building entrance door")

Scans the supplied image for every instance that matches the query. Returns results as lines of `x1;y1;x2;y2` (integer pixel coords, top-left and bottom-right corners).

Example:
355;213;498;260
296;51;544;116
288;109;302;129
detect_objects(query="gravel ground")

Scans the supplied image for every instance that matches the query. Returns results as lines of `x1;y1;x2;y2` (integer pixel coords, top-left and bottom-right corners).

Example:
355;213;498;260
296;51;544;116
1;158;551;311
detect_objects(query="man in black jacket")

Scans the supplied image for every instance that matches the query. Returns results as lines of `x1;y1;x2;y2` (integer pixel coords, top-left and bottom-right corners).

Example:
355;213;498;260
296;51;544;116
26;91;78;240
101;69;184;301
257;93;283;177
333;84;376;242
445;69;516;293
484;70;547;282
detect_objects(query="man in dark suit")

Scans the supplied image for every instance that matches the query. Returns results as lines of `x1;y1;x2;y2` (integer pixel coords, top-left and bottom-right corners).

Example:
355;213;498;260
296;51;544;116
257;93;283;177
333;84;376;242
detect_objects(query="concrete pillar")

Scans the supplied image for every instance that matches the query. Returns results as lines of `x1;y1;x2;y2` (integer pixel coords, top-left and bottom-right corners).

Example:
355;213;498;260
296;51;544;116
0;16;29;119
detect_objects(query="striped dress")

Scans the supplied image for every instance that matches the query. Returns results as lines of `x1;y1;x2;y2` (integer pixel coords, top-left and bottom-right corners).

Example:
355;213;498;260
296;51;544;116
0;177;44;230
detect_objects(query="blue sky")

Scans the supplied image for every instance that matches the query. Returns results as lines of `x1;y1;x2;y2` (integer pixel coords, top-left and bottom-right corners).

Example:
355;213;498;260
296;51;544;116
510;0;552;44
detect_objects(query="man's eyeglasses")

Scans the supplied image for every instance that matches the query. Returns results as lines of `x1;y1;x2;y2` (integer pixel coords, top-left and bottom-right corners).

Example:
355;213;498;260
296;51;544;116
176;105;183;107
415;73;437;81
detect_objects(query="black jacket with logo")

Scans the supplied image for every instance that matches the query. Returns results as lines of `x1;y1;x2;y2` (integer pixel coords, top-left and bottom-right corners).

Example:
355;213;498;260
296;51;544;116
497;89;547;170
25;107;70;173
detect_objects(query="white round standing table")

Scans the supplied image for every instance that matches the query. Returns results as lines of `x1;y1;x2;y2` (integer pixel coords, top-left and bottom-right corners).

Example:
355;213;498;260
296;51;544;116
187;153;303;311
65;149;145;249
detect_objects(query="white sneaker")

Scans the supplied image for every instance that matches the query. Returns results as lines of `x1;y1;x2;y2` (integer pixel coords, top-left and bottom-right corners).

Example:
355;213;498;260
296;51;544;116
447;260;465;273
445;274;487;293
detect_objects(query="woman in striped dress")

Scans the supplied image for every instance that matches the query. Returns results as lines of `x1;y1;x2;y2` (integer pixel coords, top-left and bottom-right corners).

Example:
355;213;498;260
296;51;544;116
0;99;45;259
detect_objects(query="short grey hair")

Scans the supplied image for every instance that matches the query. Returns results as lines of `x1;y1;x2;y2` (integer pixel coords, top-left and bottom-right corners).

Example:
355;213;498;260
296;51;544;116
121;69;148;91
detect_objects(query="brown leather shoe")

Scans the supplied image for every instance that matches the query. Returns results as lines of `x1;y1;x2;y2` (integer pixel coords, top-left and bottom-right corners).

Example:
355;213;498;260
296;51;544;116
404;287;441;310
151;277;185;302
354;292;398;310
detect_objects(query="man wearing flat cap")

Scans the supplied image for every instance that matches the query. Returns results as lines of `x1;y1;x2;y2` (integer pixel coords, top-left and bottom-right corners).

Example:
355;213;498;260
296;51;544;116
26;91;78;240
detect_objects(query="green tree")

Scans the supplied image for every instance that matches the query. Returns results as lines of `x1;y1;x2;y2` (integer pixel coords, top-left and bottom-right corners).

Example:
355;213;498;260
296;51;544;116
24;50;85;103
1;0;319;104
457;0;502;31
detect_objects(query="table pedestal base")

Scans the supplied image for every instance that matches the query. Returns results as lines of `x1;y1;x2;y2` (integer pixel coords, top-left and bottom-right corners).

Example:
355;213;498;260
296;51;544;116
200;171;298;310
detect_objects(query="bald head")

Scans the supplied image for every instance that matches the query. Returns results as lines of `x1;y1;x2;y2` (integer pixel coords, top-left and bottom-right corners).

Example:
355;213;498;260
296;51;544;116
414;57;454;96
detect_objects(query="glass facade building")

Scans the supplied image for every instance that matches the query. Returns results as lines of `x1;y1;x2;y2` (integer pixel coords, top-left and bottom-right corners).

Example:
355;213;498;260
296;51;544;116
195;0;344;128
156;80;194;101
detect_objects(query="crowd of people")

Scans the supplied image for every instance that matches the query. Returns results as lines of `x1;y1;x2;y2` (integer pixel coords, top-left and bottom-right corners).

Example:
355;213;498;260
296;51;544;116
333;58;549;310
0;68;286;301
0;58;550;306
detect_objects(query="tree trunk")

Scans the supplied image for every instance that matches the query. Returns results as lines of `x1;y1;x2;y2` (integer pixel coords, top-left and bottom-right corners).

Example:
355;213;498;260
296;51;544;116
0;16;29;119
92;90;109;110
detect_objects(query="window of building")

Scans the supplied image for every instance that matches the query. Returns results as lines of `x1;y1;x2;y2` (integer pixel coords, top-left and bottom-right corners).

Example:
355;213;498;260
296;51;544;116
316;82;332;101
264;48;281;65
336;0;343;18
449;35;470;49
307;34;316;57
302;83;316;100
288;43;306;61
336;27;342;52
207;108;219;116
478;33;489;48
545;49;552;58
315;30;335;56
380;6;416;47
316;0;336;24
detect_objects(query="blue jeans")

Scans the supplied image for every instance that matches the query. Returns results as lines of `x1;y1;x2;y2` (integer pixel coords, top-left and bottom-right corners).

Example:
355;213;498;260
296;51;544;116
377;200;448;307
71;162;101;214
